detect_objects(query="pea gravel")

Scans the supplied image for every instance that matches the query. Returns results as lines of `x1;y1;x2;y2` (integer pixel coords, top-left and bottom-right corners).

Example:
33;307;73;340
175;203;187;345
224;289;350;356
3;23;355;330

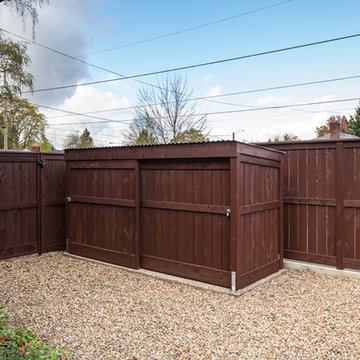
1;252;360;359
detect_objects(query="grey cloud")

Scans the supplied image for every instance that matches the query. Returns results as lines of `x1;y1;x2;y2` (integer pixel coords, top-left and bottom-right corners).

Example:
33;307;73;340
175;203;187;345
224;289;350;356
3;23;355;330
1;0;94;106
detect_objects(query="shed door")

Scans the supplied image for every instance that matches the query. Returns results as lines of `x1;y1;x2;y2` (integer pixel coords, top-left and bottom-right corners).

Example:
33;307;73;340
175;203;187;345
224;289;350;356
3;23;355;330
67;160;138;268
140;159;231;287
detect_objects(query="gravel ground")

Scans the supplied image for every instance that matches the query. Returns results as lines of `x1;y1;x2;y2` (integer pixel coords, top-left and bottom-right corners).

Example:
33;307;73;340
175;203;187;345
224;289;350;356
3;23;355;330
1;252;360;359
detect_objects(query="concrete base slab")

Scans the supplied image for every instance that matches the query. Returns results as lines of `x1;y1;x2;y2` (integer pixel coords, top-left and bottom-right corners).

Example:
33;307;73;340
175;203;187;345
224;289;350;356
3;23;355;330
64;252;283;296
284;259;360;279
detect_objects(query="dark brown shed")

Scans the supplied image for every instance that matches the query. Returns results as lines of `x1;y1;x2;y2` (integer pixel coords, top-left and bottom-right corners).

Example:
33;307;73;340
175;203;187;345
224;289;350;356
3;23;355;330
65;141;283;291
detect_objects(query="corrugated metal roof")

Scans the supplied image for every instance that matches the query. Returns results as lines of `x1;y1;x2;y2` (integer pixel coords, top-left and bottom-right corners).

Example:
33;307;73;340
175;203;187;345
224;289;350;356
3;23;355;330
65;140;235;151
64;140;283;153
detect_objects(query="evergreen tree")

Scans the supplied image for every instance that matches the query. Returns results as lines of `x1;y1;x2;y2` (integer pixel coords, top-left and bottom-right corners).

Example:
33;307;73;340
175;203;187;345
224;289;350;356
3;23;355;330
348;107;360;137
63;128;94;149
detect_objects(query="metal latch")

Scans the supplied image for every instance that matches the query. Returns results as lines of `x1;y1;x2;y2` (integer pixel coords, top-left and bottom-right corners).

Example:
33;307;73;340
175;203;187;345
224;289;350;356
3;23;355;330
38;160;45;168
226;208;231;217
66;196;71;203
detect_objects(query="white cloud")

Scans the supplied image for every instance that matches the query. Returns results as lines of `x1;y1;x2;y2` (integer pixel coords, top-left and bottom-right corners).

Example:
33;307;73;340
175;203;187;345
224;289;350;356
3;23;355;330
1;0;96;106
44;85;132;149
206;85;222;97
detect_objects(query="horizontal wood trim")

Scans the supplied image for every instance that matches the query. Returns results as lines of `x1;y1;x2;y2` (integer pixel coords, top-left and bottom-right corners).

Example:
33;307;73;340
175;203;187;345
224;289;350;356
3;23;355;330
69;242;138;269
240;154;280;168
70;195;135;208
140;160;230;170
141;200;229;215
284;250;336;266
70;160;136;169
344;200;360;208
65;142;238;161
344;258;360;270
241;200;280;215
0;202;37;211
285;197;336;207
238;144;283;161
0;244;37;260
258;141;338;150
236;259;281;290
45;200;65;207
41;154;64;160
141;255;231;288
0;156;38;162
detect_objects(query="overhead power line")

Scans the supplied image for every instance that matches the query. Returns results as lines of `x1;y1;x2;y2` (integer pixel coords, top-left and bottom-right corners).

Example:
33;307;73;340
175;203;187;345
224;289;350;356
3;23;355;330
46;97;360;126
33;103;133;124
42;73;360;120
20;32;360;94
0;27;243;109
90;0;293;54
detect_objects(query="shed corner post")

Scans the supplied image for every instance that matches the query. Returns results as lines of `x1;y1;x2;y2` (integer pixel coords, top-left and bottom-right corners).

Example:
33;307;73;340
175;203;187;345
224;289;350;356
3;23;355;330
230;154;242;292
335;141;345;270
134;159;141;269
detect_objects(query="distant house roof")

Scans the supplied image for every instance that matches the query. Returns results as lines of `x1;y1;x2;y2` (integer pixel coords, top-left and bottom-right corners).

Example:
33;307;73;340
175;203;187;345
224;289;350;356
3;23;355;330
314;132;359;140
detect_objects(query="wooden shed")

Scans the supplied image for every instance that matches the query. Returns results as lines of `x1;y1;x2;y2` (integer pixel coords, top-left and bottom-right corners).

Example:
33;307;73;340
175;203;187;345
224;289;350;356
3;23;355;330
65;141;283;291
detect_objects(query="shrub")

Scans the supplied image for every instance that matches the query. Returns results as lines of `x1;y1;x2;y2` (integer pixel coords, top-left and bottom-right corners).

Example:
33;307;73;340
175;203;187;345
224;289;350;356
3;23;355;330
0;306;70;359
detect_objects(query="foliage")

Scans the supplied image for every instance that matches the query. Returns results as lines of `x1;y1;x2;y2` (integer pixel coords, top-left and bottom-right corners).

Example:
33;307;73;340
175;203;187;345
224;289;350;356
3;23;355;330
268;132;299;142
123;74;208;145
347;106;360;137
315;115;348;137
0;0;49;36
0;305;69;359
0;33;33;99
0;97;52;150
170;128;209;143
63;127;94;149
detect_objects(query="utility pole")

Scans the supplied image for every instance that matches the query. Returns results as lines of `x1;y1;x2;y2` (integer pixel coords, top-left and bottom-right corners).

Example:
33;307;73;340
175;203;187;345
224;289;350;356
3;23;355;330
232;129;245;141
3;70;8;151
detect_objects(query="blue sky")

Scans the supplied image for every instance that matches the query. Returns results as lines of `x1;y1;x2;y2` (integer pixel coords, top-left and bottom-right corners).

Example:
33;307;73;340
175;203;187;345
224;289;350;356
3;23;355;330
1;0;360;147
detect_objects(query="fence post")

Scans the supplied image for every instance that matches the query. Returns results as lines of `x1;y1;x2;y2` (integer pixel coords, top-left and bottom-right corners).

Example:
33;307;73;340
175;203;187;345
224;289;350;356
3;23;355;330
278;155;285;269
134;160;141;269
336;141;345;269
39;154;46;254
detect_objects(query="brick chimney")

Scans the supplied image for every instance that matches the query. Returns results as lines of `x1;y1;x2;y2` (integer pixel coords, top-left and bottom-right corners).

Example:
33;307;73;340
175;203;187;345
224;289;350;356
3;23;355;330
329;120;341;139
31;144;40;152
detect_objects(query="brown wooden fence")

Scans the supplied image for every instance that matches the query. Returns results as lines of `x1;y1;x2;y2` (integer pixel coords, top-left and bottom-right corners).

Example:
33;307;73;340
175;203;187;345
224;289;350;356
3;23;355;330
262;139;360;270
0;152;66;259
65;142;283;290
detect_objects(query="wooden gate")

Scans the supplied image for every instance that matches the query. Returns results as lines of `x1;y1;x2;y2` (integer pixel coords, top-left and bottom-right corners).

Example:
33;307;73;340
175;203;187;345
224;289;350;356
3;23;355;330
140;159;231;287
0;152;65;260
0;154;39;259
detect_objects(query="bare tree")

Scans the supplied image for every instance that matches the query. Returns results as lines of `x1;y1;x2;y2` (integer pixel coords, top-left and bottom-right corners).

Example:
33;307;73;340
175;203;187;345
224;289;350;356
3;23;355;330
268;132;299;142
123;75;208;145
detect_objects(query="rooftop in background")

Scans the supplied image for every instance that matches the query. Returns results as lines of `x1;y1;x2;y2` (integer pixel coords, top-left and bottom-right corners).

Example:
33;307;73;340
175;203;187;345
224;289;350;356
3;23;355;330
315;132;359;140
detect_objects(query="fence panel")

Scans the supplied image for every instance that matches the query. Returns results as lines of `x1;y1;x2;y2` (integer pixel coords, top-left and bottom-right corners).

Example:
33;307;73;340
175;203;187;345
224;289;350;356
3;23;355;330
263;139;360;270
42;154;66;253
343;143;360;269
